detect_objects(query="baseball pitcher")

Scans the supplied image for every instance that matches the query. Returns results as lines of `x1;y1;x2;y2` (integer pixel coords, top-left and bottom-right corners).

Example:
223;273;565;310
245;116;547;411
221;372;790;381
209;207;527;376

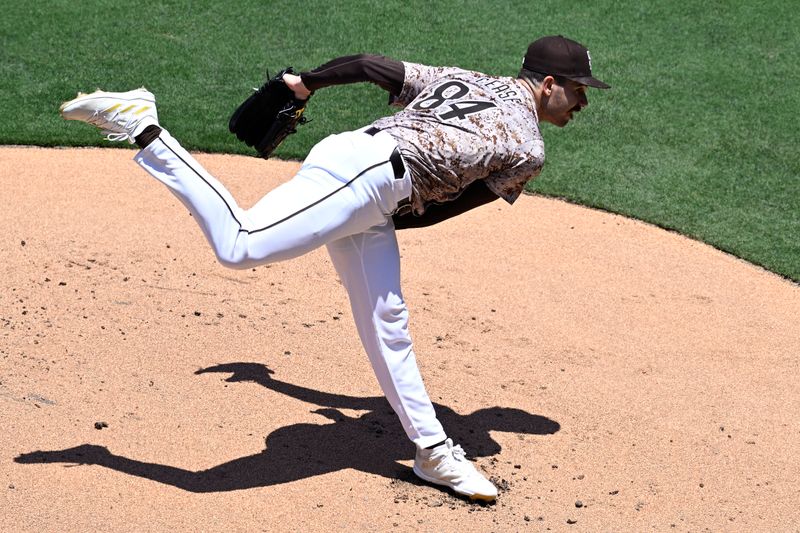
59;35;609;501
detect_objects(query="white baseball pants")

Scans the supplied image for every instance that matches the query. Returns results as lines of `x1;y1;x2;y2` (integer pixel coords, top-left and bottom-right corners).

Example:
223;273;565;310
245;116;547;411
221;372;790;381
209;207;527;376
134;127;447;449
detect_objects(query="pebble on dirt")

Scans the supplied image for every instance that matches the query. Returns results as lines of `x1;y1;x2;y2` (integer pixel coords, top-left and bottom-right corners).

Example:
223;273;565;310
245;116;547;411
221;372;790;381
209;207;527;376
94;421;108;430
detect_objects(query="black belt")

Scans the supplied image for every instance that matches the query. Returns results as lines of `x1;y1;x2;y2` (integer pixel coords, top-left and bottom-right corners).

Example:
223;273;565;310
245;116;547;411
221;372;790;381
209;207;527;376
365;126;411;214
365;126;405;181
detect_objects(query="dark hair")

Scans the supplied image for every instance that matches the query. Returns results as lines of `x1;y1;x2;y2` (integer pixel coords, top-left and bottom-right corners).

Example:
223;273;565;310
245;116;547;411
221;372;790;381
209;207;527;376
517;68;567;87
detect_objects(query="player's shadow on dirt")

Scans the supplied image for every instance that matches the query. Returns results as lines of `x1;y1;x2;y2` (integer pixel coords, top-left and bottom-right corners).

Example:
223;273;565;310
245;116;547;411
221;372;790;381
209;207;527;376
14;362;559;493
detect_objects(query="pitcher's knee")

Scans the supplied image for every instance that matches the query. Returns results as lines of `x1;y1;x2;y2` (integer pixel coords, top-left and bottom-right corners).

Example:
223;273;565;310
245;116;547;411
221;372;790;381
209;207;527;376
214;243;257;270
216;254;254;270
211;233;260;270
215;243;278;270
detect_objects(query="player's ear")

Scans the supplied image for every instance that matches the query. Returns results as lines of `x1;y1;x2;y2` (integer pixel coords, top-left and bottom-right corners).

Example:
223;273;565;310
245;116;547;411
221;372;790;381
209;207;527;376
539;75;556;97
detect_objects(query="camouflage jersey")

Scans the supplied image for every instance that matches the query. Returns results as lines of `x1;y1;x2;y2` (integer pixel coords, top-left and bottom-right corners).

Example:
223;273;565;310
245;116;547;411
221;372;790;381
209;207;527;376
370;62;545;215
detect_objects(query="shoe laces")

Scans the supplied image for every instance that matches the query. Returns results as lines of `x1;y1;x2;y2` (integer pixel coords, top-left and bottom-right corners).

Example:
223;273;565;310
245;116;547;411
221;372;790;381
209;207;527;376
87;109;142;143
431;439;467;464
449;443;467;461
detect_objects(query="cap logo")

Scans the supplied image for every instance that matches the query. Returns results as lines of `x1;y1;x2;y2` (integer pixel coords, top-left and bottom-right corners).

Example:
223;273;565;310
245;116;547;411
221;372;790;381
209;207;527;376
587;50;593;71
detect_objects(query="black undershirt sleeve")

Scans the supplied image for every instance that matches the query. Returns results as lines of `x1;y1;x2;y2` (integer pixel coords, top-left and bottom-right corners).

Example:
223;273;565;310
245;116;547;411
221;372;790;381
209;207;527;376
392;180;500;230
300;54;405;95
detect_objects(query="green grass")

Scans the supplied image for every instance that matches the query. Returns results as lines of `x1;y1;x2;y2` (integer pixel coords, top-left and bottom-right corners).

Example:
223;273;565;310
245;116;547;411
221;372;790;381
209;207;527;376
2;0;798;281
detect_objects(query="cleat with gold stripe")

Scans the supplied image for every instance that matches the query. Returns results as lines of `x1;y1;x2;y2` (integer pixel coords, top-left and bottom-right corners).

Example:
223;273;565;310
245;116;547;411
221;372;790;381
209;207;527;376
59;88;158;144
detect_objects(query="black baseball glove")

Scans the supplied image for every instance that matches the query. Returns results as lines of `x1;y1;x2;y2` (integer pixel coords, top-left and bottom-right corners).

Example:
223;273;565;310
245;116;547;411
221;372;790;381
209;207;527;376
228;67;309;158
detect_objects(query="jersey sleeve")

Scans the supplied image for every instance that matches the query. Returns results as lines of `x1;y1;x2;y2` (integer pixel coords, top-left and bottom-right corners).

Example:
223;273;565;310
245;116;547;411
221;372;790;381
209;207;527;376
483;152;544;205
391;62;471;107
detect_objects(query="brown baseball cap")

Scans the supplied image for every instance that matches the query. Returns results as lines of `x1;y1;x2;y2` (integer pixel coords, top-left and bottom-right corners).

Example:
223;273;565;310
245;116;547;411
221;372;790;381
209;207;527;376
522;35;610;89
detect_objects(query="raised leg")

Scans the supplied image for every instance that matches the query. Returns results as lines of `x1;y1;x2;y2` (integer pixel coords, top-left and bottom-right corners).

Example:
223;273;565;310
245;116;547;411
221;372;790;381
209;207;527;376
134;128;408;269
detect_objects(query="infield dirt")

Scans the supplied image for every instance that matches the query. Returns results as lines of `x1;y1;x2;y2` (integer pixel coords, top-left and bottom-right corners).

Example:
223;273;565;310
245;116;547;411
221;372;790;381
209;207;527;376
1;146;798;531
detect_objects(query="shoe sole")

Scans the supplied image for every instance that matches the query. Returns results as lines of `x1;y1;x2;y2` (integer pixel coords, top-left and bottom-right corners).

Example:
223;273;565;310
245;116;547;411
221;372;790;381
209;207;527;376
412;465;497;502
59;89;155;118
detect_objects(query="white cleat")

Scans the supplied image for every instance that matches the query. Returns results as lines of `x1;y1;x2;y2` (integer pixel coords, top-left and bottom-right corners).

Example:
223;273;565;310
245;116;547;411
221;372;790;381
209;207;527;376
413;438;498;502
59;88;158;144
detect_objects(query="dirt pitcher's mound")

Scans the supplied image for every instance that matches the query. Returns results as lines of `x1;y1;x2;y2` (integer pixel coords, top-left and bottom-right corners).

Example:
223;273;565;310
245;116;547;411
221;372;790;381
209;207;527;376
2;146;798;531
